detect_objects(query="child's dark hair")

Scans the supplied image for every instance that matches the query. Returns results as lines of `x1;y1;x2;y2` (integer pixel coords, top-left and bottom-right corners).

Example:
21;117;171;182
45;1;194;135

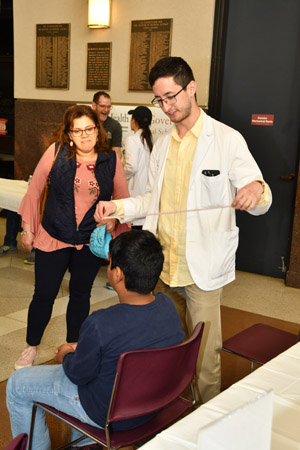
109;230;164;294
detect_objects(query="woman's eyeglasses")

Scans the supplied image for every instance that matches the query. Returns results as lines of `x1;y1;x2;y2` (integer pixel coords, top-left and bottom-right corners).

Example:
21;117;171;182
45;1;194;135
70;126;97;137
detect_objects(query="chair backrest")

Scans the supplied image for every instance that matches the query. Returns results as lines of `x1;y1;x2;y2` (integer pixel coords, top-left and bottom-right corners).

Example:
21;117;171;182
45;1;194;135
4;434;28;450
108;322;204;423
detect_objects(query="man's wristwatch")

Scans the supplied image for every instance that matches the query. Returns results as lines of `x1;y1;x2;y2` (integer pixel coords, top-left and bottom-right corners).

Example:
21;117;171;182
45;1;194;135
21;230;33;235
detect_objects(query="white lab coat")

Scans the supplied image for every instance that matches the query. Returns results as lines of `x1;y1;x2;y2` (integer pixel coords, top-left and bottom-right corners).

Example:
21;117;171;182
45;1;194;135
123;129;151;226
122;110;272;290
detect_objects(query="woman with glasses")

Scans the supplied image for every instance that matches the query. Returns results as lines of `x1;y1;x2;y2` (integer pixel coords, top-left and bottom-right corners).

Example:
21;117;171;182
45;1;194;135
15;104;130;370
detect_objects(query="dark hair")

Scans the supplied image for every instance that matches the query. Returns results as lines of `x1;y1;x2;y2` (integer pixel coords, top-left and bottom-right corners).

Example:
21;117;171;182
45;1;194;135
140;123;153;153
93;91;111;103
52;104;108;157
109;230;164;294
129;106;153;152
149;56;195;89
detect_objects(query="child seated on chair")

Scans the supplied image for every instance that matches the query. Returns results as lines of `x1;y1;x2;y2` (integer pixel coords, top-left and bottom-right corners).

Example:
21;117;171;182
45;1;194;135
6;230;184;449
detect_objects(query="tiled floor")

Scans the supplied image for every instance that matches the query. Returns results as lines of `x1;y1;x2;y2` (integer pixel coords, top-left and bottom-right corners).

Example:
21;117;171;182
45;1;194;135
222;270;300;323
0;243;118;382
0;216;299;447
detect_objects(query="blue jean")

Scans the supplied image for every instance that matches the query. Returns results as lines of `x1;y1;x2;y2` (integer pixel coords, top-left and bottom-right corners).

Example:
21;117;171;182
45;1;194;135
6;364;103;450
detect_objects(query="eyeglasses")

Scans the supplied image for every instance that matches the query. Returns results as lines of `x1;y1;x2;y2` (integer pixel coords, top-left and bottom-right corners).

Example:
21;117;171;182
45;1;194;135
151;83;189;108
70;126;97;137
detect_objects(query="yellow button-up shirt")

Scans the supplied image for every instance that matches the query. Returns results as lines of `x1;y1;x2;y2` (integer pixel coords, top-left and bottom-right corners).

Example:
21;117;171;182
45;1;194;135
158;113;204;287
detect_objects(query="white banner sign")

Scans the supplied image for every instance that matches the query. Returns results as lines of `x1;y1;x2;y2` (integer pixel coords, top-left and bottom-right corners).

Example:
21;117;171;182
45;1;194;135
110;105;173;150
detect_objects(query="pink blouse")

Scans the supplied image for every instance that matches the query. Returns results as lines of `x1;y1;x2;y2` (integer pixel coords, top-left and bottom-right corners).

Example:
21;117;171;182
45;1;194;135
19;143;130;251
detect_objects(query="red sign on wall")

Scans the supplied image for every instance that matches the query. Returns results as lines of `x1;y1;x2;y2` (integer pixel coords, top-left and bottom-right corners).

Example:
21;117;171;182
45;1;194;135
251;114;274;126
0;118;7;135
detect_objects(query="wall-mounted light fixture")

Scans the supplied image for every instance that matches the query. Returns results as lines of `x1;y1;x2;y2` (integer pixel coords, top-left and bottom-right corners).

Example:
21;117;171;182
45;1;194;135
88;0;111;29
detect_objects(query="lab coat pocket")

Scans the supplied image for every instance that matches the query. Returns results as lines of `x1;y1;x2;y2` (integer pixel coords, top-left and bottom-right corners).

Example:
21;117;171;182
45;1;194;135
200;173;229;208
210;227;239;280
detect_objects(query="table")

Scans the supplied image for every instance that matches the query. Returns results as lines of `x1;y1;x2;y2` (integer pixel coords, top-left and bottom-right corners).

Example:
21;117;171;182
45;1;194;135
0;178;28;212
140;342;300;450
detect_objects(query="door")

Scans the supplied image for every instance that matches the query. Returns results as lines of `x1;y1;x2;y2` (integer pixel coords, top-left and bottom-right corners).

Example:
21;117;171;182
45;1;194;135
213;0;300;278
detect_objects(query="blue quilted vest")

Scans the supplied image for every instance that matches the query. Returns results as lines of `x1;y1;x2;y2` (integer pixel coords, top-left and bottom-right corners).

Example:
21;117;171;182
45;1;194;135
42;144;116;245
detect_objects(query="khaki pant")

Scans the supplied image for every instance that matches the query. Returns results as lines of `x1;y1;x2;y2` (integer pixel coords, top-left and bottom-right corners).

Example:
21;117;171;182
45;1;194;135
155;279;222;404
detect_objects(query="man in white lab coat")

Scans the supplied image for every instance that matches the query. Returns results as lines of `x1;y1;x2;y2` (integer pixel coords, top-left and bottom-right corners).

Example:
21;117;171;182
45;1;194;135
94;57;272;403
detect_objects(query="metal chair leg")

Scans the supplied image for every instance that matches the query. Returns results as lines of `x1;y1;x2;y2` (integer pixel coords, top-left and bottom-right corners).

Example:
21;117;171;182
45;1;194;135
28;403;38;450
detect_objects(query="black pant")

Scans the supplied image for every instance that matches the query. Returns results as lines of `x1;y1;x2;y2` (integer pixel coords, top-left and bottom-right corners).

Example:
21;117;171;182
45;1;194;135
4;211;20;247
26;246;104;345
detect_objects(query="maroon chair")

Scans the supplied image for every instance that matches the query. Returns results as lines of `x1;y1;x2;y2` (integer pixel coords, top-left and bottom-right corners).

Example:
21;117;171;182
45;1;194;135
4;434;28;450
222;323;300;372
28;322;204;450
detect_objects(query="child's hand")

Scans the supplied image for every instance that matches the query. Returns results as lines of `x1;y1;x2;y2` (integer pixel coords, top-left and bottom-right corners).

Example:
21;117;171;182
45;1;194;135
68;342;78;351
54;343;76;363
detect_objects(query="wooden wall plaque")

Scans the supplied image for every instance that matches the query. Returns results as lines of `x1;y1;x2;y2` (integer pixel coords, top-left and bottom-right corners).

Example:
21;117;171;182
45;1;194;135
129;18;172;91
36;23;70;89
86;42;111;90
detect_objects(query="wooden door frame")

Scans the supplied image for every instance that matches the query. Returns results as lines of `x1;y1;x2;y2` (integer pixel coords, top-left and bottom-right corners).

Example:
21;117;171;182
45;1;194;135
286;143;300;288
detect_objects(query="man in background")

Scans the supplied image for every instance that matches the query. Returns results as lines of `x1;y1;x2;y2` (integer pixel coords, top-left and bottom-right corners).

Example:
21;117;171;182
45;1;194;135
92;91;122;159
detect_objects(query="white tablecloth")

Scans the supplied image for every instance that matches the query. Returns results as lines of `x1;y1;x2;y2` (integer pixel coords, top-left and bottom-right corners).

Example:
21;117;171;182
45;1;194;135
140;342;300;450
0;178;28;212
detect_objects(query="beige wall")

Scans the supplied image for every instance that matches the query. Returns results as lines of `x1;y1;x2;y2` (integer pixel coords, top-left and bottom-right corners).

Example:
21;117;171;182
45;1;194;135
13;0;215;106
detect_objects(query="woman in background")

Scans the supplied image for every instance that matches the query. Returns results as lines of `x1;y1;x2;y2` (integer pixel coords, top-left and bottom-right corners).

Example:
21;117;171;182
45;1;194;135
123;106;153;229
15;104;130;369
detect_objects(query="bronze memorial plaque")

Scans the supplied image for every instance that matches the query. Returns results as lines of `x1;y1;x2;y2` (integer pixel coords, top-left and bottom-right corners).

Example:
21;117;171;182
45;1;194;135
86;42;111;90
129;18;172;91
36;23;70;89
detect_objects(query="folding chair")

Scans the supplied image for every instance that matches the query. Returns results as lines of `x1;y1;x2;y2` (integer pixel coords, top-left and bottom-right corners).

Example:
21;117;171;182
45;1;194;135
4;433;28;450
28;322;204;450
222;323;300;372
